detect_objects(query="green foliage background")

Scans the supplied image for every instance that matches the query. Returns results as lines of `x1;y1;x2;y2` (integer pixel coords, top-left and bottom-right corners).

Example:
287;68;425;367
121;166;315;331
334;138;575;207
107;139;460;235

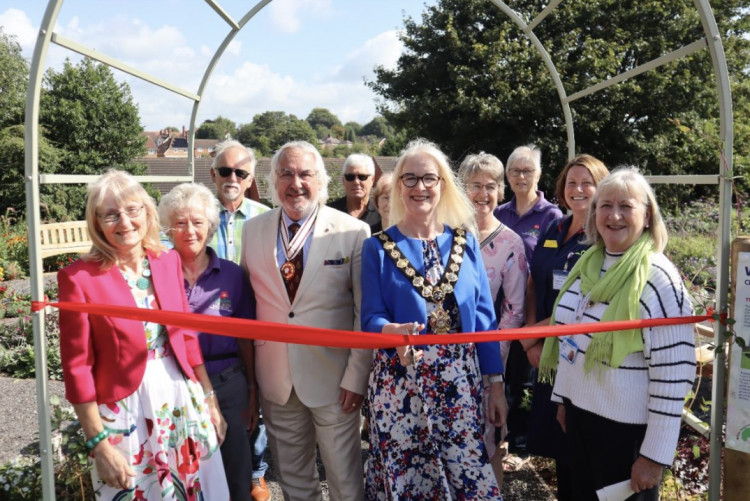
369;0;750;205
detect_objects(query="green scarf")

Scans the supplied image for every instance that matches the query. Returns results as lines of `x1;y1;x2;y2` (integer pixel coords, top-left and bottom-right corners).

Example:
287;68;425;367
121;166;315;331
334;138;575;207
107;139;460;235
538;233;654;381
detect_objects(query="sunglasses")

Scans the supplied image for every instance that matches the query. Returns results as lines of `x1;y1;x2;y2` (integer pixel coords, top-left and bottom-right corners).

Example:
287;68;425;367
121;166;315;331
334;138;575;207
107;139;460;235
344;173;371;182
215;166;251;180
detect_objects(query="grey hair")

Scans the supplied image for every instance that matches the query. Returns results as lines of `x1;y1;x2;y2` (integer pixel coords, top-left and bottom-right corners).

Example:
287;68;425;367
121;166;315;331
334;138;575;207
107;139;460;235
458;152;505;199
341;154;375;176
506;144;542;172
584;166;668;253
158;183;221;242
267;141;330;206
212;139;257;176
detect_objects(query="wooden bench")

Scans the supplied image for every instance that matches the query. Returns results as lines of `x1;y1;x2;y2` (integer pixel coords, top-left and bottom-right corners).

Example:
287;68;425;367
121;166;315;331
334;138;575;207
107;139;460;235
39;221;92;259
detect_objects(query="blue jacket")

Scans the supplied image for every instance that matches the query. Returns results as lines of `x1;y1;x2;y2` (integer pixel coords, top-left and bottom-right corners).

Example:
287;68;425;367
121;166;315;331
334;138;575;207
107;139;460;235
361;225;503;375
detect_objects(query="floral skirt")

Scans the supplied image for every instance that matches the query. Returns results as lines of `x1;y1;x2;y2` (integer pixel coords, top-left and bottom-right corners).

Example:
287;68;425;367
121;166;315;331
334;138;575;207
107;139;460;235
91;354;228;500
365;343;502;501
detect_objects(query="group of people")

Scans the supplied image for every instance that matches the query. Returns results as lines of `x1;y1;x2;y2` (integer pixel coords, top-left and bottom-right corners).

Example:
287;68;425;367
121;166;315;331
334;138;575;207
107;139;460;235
58;137;696;501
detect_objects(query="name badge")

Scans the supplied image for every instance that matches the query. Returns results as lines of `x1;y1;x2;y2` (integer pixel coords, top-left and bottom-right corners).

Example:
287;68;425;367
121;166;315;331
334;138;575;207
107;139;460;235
543;239;558;248
559;337;579;365
552;269;569;290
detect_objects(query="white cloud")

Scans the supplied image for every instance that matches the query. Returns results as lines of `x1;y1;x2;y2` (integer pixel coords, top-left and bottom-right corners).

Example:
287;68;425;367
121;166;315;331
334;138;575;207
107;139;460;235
0;8;38;51
268;0;334;34
331;29;403;83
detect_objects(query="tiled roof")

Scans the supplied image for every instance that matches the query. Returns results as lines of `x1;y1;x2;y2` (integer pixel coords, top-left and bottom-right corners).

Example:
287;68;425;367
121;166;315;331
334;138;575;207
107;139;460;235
139;156;397;201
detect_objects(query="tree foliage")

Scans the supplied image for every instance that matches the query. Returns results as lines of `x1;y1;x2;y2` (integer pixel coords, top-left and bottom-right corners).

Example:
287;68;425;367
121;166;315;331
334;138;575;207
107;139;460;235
196;115;237;139
39;58;147;219
369;0;750;201
238;111;318;156
0;125;67;220
0;29;27;129
306;107;342;131
360;116;394;138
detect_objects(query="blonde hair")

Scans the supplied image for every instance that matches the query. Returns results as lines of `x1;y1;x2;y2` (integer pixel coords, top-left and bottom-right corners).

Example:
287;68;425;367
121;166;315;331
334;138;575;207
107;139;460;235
585;167;668;253
158;183;221;242
389;139;477;236
84;169;165;268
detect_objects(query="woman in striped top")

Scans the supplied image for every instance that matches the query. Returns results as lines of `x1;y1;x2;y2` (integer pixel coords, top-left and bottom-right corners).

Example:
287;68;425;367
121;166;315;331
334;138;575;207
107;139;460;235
539;167;696;500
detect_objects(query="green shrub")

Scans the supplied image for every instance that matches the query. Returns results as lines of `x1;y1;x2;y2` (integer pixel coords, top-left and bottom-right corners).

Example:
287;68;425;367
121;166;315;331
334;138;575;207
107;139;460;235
665;234;717;291
0;395;93;500
0;313;63;380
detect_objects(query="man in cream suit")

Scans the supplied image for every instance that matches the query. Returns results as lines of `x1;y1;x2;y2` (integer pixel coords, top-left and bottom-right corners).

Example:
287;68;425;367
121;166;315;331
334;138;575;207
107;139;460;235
241;141;371;501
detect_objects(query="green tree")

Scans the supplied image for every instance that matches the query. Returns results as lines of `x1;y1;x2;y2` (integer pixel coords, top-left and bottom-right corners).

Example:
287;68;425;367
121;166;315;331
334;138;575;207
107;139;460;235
369;0;750;200
0;28;28;129
239;111;318;156
360;116;394;138
196;115;237;139
40;58;147;219
306;107;342;132
0;125;66;220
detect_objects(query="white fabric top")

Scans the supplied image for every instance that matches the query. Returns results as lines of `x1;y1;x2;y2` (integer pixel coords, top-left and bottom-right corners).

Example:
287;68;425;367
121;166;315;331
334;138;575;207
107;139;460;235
551;252;696;465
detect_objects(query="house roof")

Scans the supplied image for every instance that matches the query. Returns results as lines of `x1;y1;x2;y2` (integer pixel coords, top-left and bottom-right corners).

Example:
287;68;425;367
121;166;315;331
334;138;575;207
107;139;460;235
140;155;397;201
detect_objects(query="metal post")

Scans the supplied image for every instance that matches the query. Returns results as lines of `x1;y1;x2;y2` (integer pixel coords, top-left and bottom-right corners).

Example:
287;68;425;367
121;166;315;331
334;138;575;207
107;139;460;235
24;1;65;498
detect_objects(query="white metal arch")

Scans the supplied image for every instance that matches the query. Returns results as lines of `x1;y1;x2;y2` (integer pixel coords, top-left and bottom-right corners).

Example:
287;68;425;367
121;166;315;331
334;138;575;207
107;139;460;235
24;1;733;499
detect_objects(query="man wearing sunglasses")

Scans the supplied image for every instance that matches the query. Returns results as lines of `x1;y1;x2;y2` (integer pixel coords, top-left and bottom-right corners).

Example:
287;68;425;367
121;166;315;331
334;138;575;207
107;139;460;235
208;139;271;501
327;153;381;233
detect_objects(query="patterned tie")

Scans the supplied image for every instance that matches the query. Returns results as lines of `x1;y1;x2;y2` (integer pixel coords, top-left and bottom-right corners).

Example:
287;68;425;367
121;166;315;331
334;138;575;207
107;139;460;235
283;222;304;302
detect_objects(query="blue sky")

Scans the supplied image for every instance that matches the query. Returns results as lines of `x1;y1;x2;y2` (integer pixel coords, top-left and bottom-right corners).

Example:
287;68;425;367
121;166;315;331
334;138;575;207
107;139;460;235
2;0;434;130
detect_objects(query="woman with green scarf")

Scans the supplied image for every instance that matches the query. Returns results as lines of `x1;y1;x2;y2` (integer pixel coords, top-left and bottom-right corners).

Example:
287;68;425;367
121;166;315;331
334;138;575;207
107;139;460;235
538;168;696;500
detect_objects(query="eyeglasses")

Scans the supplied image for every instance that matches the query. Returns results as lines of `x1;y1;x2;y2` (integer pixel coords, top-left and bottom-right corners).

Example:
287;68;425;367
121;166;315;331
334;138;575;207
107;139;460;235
344;173;371;182
468;182;499;194
400;173;441;188
215;166;251;180
507;168;536;178
98;205;144;224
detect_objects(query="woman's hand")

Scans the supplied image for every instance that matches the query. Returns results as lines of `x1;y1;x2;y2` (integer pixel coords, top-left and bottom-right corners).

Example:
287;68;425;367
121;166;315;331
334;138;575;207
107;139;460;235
93;441;136;490
383;322;425;366
631;456;664;493
206;395;227;445
556;404;566;433
487;382;508;428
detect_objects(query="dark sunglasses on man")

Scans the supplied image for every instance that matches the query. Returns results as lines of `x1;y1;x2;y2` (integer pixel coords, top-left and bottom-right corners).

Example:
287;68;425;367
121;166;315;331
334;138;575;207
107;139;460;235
216;166;251;180
344;173;371;182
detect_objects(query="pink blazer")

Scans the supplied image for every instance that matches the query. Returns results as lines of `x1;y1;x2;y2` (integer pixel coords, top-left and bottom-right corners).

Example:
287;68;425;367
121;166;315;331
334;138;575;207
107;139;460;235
57;249;203;405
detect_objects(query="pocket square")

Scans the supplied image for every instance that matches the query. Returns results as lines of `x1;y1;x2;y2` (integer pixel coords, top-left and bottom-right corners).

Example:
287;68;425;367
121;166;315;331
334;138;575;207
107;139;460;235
324;256;350;265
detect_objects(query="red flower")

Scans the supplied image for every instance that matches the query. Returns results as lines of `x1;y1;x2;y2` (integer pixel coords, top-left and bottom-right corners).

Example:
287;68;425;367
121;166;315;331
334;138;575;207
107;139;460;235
177;437;201;476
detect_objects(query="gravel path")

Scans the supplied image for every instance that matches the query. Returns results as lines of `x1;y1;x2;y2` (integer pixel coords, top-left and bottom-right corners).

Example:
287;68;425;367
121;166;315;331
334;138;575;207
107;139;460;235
0;274;556;499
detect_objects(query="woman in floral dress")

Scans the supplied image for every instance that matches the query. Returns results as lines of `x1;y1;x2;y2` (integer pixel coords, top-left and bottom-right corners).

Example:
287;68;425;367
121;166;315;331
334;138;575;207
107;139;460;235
58;170;229;500
360;139;506;500
458;152;528;462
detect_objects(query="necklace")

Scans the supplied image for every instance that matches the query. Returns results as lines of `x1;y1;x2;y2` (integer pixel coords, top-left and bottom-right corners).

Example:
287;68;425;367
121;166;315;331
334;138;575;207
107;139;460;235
378;227;466;334
120;257;151;291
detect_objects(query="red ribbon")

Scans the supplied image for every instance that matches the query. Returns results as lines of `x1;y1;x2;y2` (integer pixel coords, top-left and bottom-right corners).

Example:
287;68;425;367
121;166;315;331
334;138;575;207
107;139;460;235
32;300;715;349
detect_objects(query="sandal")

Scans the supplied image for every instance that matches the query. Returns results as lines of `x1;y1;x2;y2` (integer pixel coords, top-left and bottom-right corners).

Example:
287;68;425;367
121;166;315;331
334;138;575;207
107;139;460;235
501;453;528;472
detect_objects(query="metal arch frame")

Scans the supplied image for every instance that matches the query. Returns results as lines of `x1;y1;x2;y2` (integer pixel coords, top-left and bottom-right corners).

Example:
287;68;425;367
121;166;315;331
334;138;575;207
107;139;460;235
23;1;733;499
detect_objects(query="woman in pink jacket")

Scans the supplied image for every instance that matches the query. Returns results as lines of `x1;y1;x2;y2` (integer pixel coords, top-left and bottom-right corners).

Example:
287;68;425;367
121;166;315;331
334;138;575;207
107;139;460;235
58;169;228;500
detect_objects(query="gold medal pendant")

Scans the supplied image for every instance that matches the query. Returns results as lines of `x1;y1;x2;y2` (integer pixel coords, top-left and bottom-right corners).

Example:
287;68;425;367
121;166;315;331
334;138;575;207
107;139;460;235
429;304;451;334
280;261;296;280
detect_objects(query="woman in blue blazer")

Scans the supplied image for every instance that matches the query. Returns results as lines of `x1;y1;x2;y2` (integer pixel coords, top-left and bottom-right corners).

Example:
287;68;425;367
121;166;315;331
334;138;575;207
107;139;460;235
361;139;506;501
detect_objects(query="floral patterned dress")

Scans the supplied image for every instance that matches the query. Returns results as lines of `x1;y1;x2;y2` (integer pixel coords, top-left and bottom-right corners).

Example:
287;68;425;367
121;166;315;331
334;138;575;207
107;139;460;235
91;294;228;501
365;239;502;501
